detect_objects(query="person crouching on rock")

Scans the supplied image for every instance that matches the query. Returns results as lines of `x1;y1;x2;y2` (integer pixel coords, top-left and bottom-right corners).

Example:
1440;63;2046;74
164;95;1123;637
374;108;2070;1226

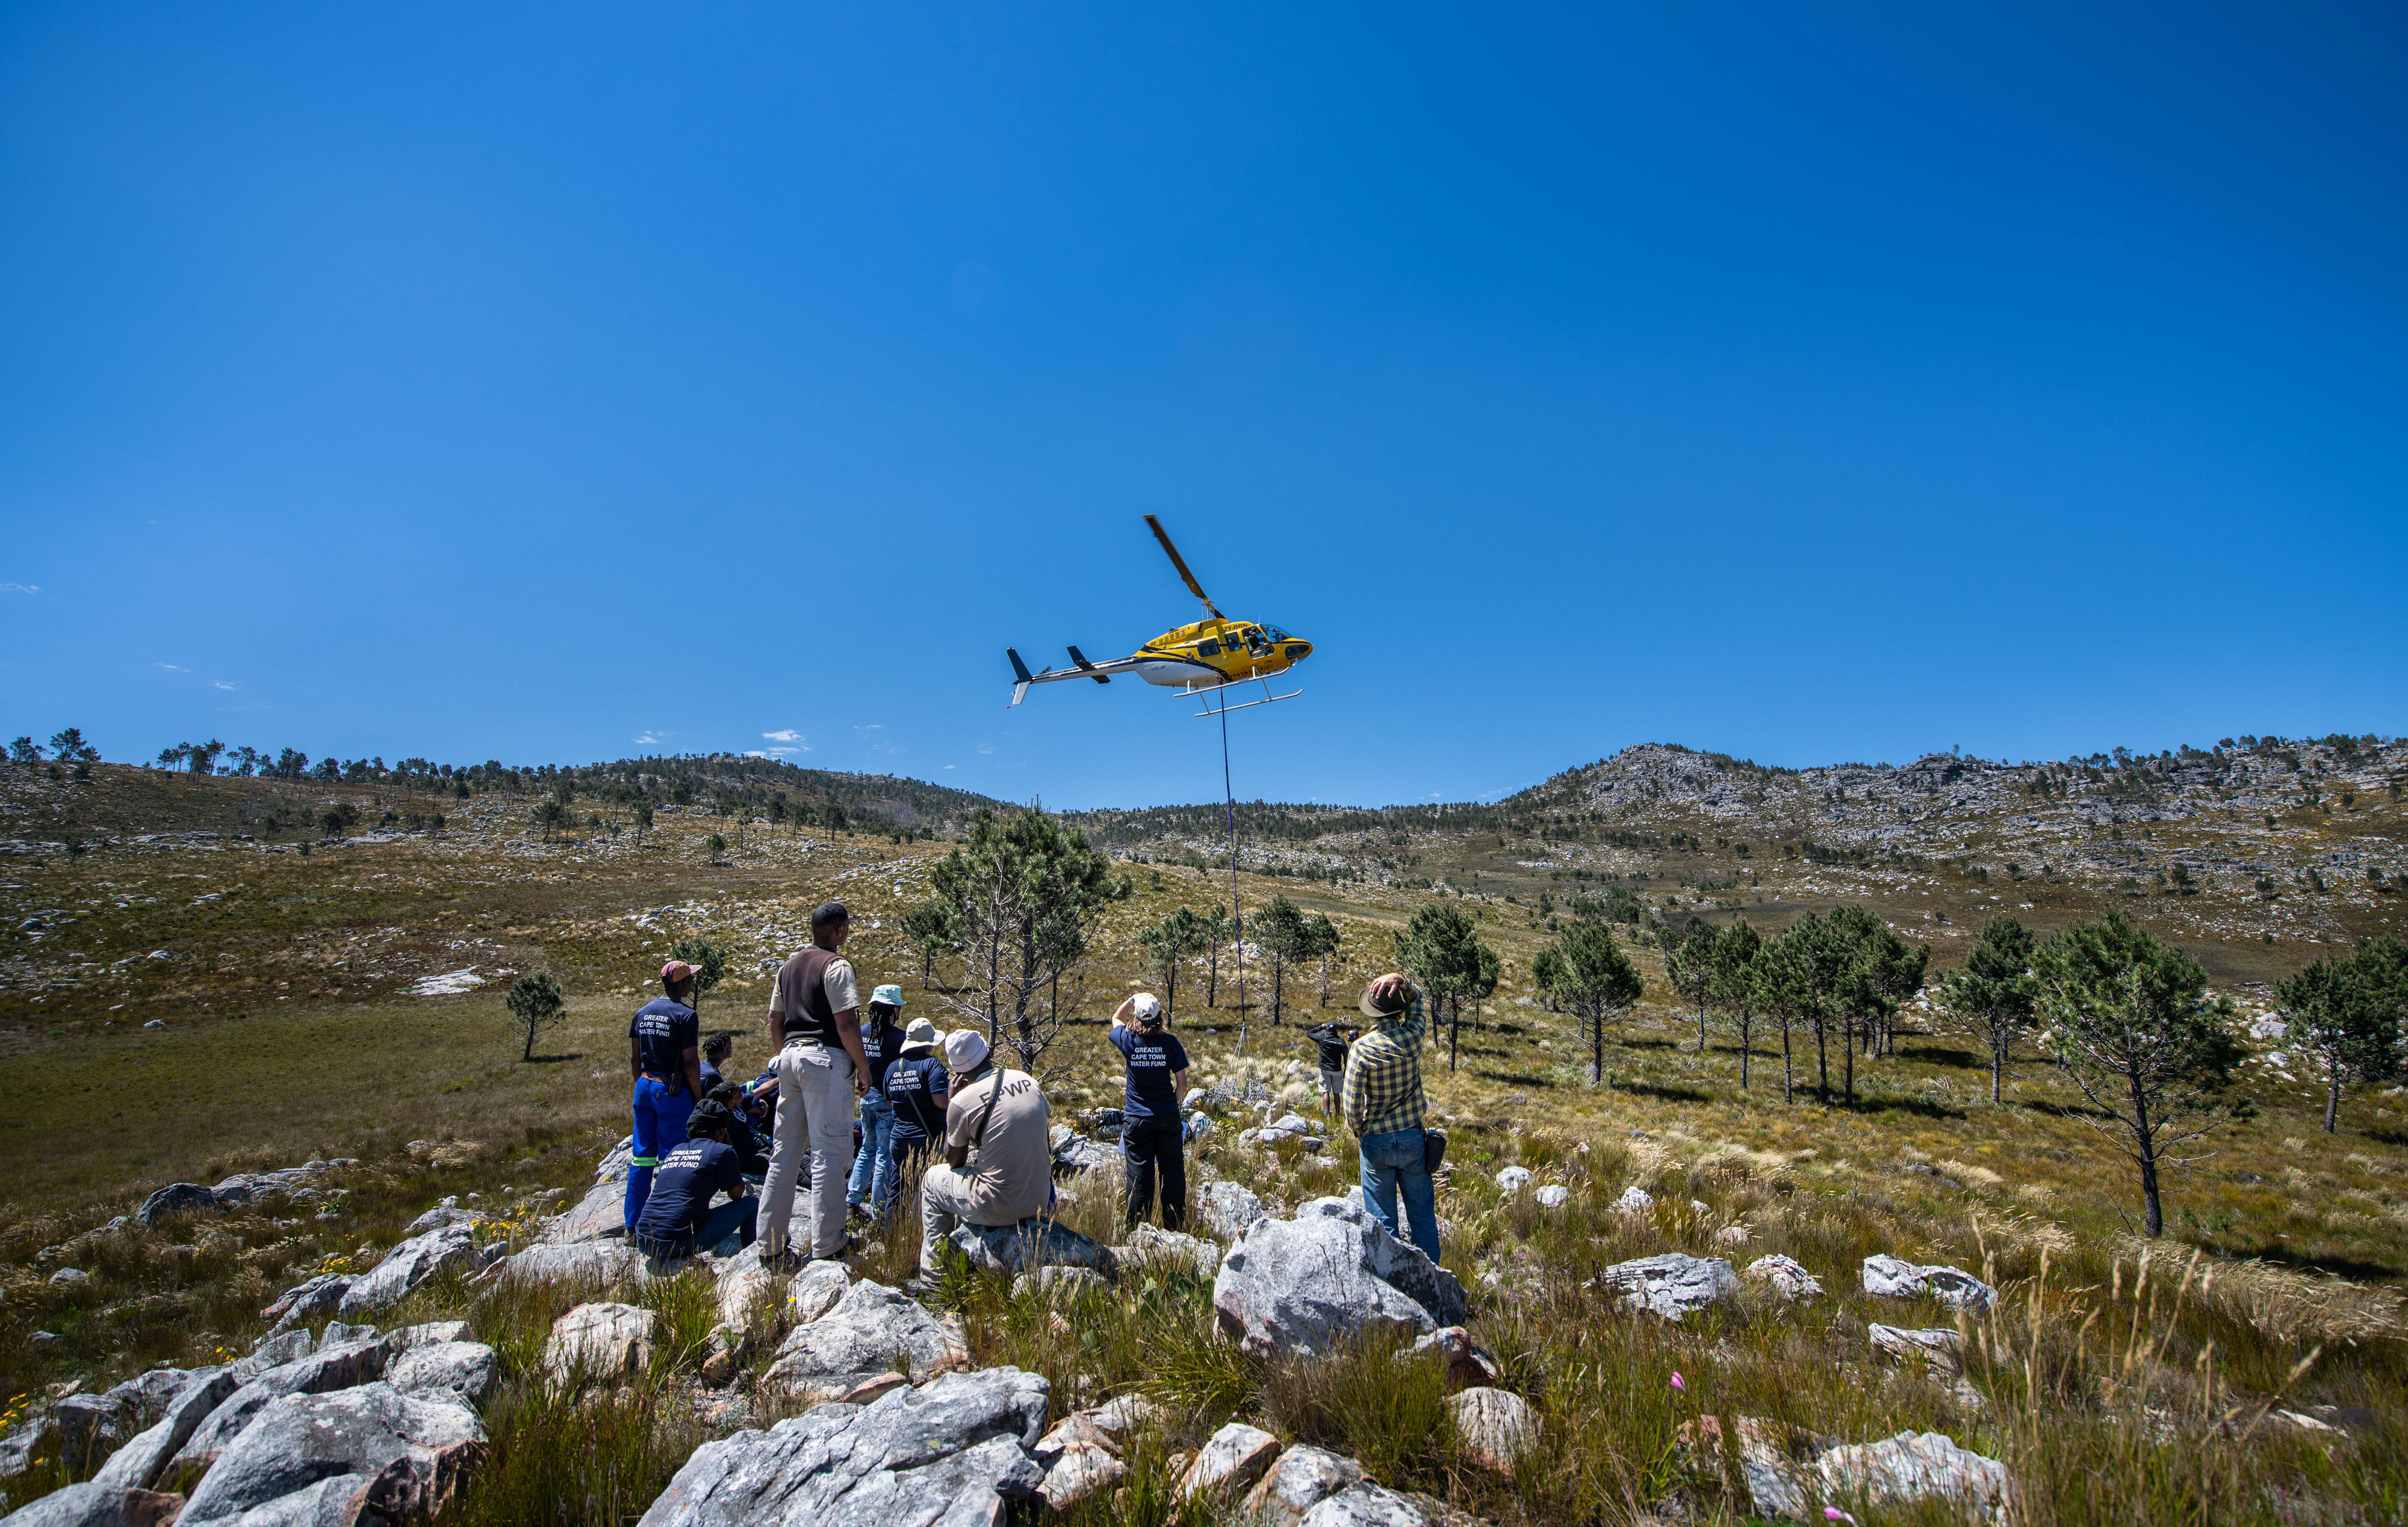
632;1099;760;1267
882;1016;951;1222
625;959;706;1234
1107;994;1190;1232
916;1028;1050;1288
1344;972;1441;1262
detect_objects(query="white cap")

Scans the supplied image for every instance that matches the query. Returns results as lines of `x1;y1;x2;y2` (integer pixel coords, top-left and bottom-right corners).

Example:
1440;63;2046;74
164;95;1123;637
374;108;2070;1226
944;1028;990;1073
1131;993;1162;1021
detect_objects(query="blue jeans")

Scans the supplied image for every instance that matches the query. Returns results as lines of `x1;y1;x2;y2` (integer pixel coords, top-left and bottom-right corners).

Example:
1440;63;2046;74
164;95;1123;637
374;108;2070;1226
625;1077;695;1231
848;1091;896;1211
638;1194;759;1264
1358;1128;1441;1263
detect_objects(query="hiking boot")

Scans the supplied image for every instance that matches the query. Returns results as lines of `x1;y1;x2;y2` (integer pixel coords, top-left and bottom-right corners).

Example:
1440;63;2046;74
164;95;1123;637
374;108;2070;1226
760;1246;806;1275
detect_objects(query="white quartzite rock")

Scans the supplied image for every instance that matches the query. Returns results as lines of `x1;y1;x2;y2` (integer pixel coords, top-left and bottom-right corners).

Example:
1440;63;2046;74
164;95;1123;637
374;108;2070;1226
1743;1254;1823;1301
1198;1180;1266;1240
1212;1198;1467;1357
1121;1224;1221;1278
762;1280;967;1404
547;1180;630;1245
337;1227;483;1318
1817;1429;2008;1519
635;1367;1049;1527
1243;1444;1364;1527
479;1241;644;1288
1493;1166;1533;1195
1861;1254;1995;1311
786;1259;851;1323
0;1482;184;1527
1300;1482;1437;1526
1612;1185;1655;1214
1032;1413;1124;1510
1533;1185;1570;1209
386;1342;500;1408
1601;1253;1737;1321
90;1370;238;1491
1867;1324;1964;1373
542;1303;656;1385
1448;1387;1538;1473
1179;1422;1282;1501
177;1382;483;1527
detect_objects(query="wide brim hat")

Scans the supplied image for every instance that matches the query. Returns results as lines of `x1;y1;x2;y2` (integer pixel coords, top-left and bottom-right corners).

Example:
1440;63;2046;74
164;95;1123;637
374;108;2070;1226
1359;982;1410;1020
944;1028;990;1072
870;984;907;1009
901;1016;943;1053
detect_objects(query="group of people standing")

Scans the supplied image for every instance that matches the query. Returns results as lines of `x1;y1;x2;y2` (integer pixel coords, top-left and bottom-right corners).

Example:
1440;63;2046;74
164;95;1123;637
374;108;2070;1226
618;896;1445;1277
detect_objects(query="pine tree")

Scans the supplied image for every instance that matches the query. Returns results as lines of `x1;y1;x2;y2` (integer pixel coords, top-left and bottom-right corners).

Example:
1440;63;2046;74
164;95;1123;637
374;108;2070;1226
506;972;567;1062
669;936;727;1017
2277;940;2407;1133
1710;919;1763;1087
1542;918;1643;1085
1937;917;2038;1103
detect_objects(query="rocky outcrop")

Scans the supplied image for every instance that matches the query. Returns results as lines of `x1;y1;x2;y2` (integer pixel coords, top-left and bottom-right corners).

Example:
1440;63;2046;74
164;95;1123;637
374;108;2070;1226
635;1367;1049;1527
1199;1181;1267;1239
1243;1445;1364;1527
1600;1253;1736;1321
1817;1430;2008;1518
1120;1225;1221;1278
1032;1413;1125;1510
90;1370;238;1491
1868;1323;1964;1371
133;1184;217;1227
1299;1481;1443;1525
173;1337;392;1473
1406;1327;1500;1389
786;1260;851;1324
1742;1254;1823;1301
1861;1255;1995;1311
0;1483;184;1527
386;1343;500;1408
337;1227;484;1317
261;1274;353;1336
548;1180;630;1245
945;1219;1117;1279
1212;1198;1466;1357
177;1383;485;1527
1447;1389;1537;1474
542;1304;656;1385
761;1281;968;1404
478;1241;644;1289
1179;1422;1282;1501
135;1162;355;1227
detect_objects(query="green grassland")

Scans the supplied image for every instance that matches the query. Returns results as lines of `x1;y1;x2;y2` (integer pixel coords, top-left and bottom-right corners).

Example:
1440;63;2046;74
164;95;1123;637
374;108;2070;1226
2;759;2405;1523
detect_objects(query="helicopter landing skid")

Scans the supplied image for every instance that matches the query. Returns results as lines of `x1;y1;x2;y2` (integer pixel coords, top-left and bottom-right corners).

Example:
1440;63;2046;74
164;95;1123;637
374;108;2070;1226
1188;675;1303;717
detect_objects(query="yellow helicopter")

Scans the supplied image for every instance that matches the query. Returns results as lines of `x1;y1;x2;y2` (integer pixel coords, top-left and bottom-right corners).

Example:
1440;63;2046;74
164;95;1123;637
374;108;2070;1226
1007;515;1312;715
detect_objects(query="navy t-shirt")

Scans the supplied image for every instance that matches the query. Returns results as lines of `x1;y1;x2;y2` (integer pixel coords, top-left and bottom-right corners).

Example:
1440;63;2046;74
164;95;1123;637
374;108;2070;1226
630;999;699;1080
1109;1025;1190;1120
859;1019;907;1092
885;1054;950;1143
1307;1022;1350;1073
633;1136;745;1241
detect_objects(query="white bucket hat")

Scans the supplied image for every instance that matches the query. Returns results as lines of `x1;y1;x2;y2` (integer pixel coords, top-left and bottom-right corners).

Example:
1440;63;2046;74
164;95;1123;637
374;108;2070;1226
944;1028;990;1073
901;1016;942;1053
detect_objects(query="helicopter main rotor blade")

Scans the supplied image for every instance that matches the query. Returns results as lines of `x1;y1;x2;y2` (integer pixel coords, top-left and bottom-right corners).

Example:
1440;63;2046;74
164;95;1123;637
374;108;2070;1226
1144;514;1221;619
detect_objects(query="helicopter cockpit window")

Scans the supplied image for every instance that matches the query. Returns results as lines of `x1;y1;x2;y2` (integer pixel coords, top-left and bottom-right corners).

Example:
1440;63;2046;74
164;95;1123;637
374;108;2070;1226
1261;626;1289;642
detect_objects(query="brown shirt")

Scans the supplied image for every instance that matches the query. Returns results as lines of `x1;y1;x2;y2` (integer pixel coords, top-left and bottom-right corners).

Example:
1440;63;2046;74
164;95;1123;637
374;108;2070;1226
943;1068;1052;1224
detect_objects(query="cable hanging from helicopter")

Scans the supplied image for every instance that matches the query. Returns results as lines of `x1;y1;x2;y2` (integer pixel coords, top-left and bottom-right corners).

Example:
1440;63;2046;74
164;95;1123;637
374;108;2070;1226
1001;515;1309;1057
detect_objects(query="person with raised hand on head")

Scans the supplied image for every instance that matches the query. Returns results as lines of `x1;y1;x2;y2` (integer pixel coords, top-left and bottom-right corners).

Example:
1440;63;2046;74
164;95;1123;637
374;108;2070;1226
625;959;706;1233
758;901;874;1268
846;984;911;1221
1107;993;1190;1231
1343;972;1440;1261
882;1015;951;1217
631;1098;760;1269
916;1028;1051;1286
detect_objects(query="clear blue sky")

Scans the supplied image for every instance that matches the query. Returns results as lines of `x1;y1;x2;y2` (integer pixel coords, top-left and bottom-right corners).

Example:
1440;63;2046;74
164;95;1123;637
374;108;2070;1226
4;4;2403;810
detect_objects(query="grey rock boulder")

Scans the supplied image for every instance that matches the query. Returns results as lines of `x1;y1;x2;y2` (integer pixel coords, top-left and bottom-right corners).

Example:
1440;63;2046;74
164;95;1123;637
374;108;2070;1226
405;1206;481;1237
1032;1414;1123;1510
946;1218;1117;1280
1612;1185;1655;1214
1742;1254;1823;1301
1404;1326;1501;1389
178;1382;485;1527
545;1180;629;1245
1600;1253;1737;1322
1861;1255;1995;1311
92;1369;238;1490
261;1274;353;1336
0;1482;184;1527
762;1281;967;1404
1816;1429;2008;1519
1242;1444;1364;1527
479;1240;644;1289
595;1136;635;1183
1533;1185;1570;1209
174;1337;391;1473
542;1303;655;1386
337;1227;483;1317
236;1332;314;1377
135;1184;218;1227
1212;1197;1466;1358
635;1366;1049;1527
1493;1167;1533;1195
1448;1387;1538;1473
1120;1224;1221;1278
388;1322;471;1353
386;1342;499;1409
1198;1180;1266;1240
786;1260;851;1324
1300;1482;1436;1526
1178;1422;1280;1501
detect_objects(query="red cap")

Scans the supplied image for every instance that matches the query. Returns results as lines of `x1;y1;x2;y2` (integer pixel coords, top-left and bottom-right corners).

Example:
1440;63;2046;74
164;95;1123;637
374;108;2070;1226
660;960;699;984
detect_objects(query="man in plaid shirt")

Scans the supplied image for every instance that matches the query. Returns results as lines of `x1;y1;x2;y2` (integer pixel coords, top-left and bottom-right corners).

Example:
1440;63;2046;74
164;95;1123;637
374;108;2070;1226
1341;972;1440;1260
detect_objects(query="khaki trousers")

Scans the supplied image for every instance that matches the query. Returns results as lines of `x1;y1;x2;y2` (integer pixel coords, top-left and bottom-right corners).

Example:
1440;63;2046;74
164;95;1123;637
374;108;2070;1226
759;1041;855;1259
